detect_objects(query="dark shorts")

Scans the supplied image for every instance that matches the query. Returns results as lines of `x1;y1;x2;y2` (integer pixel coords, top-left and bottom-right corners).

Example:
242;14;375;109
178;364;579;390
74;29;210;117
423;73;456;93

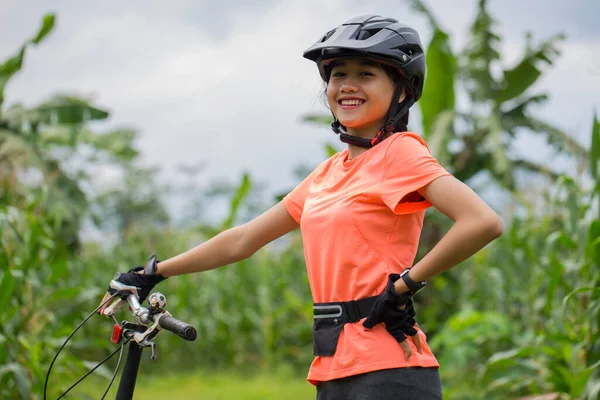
315;367;443;400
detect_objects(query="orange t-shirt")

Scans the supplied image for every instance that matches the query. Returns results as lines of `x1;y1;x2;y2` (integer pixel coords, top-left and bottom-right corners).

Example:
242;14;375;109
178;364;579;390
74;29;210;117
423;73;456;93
283;132;452;385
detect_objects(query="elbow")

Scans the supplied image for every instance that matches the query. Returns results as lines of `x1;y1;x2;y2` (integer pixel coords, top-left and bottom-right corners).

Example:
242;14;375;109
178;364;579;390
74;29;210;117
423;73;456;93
232;225;256;260
484;213;503;240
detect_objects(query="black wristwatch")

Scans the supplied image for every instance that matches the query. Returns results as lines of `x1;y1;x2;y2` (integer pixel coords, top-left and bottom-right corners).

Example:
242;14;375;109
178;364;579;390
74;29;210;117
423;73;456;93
400;268;427;295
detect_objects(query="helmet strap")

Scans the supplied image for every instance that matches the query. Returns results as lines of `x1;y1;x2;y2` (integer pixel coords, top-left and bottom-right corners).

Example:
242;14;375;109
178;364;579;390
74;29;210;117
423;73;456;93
331;117;376;148
330;84;415;149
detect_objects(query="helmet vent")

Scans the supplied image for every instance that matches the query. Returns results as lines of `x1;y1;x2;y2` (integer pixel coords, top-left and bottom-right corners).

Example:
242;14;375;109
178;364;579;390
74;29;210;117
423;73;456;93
321;29;336;43
395;45;422;57
356;28;382;41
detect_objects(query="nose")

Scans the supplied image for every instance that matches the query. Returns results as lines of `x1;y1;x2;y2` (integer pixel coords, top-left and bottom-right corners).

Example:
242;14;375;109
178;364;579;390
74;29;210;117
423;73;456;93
340;83;358;93
339;77;359;93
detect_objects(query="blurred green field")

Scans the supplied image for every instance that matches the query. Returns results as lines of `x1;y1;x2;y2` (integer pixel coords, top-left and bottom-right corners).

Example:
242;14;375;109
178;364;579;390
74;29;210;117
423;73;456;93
74;370;316;400
3;3;600;400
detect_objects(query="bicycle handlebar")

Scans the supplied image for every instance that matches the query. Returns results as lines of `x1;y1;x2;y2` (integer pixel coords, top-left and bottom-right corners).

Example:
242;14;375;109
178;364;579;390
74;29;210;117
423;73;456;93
157;315;197;341
106;280;197;342
45;277;198;400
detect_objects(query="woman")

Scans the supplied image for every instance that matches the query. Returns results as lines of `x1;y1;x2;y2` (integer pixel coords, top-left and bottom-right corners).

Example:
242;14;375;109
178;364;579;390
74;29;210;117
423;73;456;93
100;15;502;399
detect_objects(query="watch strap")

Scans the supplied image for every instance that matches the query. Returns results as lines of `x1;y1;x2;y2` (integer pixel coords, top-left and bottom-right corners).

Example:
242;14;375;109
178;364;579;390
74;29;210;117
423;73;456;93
401;269;426;294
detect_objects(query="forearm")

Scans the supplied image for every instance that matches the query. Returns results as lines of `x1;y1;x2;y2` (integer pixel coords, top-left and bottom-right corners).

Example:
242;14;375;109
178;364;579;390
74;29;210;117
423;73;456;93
395;216;502;292
156;226;251;277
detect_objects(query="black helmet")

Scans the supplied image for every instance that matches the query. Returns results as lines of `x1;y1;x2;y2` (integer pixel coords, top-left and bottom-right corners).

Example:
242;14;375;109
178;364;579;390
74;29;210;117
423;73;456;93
303;14;426;100
303;15;426;148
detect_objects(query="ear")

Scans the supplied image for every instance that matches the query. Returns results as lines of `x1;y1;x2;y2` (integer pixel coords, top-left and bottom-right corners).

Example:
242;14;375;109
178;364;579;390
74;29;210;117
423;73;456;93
398;88;407;103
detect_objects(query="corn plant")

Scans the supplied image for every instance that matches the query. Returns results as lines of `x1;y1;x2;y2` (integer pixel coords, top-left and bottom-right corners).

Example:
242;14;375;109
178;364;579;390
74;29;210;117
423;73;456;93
84;171;314;377
430;114;600;400
0;187;107;399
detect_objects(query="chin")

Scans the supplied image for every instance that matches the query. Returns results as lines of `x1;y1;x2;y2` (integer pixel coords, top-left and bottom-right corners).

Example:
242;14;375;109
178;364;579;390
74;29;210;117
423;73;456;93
339;119;365;128
342;121;375;131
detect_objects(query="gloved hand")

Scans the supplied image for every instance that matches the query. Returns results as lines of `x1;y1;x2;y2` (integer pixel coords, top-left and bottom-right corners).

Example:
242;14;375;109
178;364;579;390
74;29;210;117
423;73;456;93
107;255;167;303
363;274;422;357
380;298;418;343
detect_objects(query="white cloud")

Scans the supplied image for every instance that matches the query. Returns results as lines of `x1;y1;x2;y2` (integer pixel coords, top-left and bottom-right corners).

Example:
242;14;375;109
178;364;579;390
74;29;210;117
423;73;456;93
1;0;598;220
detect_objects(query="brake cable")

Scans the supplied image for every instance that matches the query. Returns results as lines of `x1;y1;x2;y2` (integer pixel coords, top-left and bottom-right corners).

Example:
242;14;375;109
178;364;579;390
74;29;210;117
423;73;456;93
44;279;196;400
44;293;126;400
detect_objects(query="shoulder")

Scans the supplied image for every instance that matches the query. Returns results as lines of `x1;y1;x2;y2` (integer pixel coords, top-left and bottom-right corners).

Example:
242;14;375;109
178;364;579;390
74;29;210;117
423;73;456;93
298;151;345;185
384;131;432;158
387;131;430;149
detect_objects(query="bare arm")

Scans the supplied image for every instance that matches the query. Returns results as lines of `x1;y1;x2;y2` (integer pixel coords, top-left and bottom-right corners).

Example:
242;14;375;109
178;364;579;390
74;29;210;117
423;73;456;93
156;201;299;277
394;175;503;293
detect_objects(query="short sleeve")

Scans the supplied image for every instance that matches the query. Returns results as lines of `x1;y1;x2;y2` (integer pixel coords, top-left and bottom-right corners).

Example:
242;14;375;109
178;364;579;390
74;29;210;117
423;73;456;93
381;132;451;215
282;168;318;224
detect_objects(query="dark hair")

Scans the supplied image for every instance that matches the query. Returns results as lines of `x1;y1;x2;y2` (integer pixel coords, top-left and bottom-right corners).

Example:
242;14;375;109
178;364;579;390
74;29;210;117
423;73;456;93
321;61;416;142
379;64;416;140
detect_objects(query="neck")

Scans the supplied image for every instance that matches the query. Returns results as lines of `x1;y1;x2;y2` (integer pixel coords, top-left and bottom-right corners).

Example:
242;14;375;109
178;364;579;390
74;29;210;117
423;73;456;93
346;144;369;160
344;122;380;140
344;122;383;159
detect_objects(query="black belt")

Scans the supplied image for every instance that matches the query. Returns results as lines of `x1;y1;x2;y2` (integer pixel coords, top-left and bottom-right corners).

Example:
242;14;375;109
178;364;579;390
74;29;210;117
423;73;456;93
311;296;377;357
313;296;378;322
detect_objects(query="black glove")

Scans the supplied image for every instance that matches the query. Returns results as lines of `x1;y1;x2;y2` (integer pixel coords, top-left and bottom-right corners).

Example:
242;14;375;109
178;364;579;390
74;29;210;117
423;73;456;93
108;255;167;303
362;274;418;343
381;299;418;343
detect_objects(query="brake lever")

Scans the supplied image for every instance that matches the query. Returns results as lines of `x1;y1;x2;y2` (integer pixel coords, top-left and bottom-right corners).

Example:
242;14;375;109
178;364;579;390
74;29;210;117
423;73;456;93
132;311;169;340
130;311;169;362
102;298;126;317
139;339;158;361
121;326;159;361
102;280;141;317
109;279;140;298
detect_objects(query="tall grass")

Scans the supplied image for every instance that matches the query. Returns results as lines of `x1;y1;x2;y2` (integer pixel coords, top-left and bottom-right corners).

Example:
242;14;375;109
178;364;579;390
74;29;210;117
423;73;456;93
3;123;598;400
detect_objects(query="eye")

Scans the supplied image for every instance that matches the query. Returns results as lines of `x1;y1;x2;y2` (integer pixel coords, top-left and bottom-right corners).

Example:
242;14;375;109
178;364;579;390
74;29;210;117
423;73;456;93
331;71;345;77
360;71;375;76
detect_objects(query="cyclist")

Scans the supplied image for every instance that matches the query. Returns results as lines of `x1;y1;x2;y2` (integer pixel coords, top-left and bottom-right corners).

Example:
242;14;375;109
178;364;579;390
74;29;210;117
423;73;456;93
100;15;502;400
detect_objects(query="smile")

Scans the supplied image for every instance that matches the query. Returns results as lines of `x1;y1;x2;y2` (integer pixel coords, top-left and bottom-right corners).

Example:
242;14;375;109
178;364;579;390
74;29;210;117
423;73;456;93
338;98;365;108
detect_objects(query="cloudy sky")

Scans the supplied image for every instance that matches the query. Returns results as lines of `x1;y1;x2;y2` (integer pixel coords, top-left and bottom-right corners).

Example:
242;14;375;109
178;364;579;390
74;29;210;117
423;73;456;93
1;0;599;219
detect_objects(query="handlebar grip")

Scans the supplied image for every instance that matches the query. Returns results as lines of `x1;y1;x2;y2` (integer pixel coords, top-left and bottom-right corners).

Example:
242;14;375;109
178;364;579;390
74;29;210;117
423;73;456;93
159;315;197;341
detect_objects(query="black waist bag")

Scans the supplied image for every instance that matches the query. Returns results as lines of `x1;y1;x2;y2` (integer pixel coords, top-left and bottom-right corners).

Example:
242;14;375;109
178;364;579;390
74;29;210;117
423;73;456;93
312;296;377;356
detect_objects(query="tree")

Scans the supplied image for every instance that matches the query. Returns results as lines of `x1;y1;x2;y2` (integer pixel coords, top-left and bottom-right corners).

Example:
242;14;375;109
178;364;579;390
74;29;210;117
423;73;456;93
0;13;139;249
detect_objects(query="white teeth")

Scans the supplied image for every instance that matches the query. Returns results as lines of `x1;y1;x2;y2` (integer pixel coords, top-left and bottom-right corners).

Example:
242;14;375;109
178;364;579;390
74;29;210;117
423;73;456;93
340;99;364;106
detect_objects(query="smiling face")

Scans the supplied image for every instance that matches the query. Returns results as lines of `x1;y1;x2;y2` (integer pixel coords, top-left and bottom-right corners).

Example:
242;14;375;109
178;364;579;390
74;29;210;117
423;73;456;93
326;58;397;138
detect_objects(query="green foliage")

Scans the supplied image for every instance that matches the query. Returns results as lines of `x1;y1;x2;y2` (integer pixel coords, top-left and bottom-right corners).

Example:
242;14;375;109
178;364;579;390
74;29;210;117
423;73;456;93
0;189;105;399
92;165;170;238
0;14;140;251
409;0;456;141
2;7;598;400
0;13;146;399
221;172;252;230
412;0;584;191
493;33;563;104
84;220;313;376
428;123;600;399
302;114;333;126
0;13;55;107
591;112;600;180
462;0;501;102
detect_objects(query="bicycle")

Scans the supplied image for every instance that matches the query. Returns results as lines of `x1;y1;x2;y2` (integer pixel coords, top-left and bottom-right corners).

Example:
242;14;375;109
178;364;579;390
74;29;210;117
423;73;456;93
44;263;197;400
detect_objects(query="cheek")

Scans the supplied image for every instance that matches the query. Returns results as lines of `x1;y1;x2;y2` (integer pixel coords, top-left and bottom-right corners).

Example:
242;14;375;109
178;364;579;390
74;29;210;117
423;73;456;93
326;85;337;108
373;86;394;113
